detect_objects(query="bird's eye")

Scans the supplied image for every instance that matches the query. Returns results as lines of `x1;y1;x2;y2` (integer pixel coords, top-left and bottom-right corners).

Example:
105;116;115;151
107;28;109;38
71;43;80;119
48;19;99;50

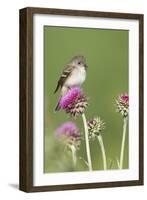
78;62;81;65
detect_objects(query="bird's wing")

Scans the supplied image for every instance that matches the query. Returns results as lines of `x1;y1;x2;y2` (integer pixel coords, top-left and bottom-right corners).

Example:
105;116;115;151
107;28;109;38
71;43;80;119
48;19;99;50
54;64;75;93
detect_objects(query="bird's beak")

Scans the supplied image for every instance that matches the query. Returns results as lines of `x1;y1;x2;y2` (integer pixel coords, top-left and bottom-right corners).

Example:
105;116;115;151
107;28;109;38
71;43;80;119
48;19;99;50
84;64;88;69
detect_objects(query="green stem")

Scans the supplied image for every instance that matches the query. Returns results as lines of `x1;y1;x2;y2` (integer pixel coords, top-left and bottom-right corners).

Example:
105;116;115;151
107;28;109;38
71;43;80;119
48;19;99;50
70;145;77;168
119;117;128;169
97;135;107;170
82;113;92;171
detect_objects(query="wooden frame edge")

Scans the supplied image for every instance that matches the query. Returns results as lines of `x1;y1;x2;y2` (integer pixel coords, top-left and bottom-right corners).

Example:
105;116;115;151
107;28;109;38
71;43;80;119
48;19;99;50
139;14;144;185
19;8;33;192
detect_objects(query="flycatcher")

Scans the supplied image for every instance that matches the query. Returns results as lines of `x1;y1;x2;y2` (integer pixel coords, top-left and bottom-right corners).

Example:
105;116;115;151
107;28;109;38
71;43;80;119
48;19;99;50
54;55;88;111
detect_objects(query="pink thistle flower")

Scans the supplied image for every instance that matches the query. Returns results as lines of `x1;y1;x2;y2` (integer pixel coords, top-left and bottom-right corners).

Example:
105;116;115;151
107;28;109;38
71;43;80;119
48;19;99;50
59;87;81;109
59;87;88;117
55;122;81;148
116;93;129;118
119;94;129;104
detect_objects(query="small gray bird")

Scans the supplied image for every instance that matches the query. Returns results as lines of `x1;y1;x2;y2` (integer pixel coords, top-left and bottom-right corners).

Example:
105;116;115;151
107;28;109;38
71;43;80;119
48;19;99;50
54;55;88;111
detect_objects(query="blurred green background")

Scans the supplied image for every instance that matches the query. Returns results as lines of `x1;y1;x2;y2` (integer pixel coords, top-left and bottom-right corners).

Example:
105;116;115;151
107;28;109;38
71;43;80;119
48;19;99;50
44;26;128;173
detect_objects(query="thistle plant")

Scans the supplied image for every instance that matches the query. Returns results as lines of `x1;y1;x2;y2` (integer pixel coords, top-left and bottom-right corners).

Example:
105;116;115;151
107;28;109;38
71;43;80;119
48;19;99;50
116;93;129;169
59;87;92;171
55;87;129;171
87;117;105;139
59;87;88;117
55;122;81;167
87;117;107;170
116;94;129;118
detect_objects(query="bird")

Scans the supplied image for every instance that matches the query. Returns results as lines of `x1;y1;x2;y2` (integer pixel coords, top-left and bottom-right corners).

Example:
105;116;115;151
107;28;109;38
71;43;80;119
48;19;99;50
54;55;88;111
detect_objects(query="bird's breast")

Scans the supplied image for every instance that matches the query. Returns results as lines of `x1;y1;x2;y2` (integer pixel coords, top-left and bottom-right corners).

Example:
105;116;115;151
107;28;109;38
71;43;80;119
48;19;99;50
65;67;86;87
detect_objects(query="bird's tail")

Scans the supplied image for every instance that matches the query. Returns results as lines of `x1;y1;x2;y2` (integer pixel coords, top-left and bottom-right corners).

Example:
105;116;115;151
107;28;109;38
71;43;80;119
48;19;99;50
54;100;61;112
54;87;68;112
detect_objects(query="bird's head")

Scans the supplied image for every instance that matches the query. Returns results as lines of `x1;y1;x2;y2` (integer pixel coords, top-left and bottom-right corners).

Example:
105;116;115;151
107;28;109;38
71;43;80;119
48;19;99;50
70;55;88;70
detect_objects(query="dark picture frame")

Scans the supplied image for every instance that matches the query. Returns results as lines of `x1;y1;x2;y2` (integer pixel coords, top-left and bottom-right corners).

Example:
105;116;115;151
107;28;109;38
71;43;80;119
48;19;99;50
19;7;144;192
